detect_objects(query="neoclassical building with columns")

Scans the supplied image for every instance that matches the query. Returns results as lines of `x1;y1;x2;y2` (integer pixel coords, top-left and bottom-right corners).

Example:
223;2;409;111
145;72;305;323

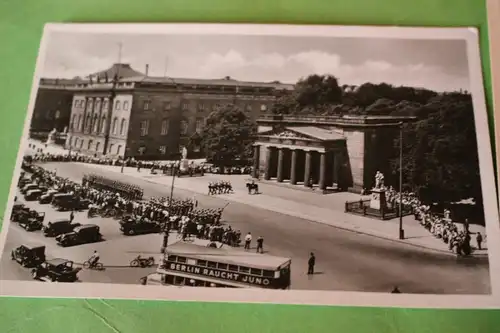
252;114;417;192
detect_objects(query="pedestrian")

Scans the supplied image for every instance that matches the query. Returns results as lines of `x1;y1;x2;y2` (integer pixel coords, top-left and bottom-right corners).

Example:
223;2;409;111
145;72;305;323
476;232;483;250
391;286;401;294
244;232;252;250
256;236;264;253
70;210;74;222
307;252;315;275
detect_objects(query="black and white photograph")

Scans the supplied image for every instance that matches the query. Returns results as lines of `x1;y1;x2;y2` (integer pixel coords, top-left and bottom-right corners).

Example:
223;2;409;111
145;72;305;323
0;24;499;307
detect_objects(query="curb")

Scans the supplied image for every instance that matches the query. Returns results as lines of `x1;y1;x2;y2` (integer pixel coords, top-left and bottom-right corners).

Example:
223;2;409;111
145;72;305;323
95;166;488;258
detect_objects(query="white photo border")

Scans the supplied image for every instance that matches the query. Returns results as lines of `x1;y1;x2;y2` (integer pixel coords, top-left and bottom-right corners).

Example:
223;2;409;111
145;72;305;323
0;23;499;309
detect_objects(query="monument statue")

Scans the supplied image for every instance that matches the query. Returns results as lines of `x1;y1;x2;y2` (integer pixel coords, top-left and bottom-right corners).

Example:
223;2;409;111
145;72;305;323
181;146;188;160
46;128;57;145
374;171;385;189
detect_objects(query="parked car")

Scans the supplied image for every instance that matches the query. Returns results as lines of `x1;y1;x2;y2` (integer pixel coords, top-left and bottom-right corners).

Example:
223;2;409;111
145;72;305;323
11;243;46;267
56;224;102;247
18;177;31;188
21;183;38;195
11;207;39;223
119;217;161;236
31;258;81;282
24;189;43;201
52;194;89;211
39;189;58;204
43;219;81;237
18;213;45;231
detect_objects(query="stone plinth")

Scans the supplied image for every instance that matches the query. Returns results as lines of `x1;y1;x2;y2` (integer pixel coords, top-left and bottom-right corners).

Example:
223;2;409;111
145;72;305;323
369;188;387;210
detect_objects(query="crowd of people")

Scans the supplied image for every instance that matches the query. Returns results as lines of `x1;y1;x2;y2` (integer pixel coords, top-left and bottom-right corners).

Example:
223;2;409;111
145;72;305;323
391;191;479;256
23;163;245;247
26;150;252;176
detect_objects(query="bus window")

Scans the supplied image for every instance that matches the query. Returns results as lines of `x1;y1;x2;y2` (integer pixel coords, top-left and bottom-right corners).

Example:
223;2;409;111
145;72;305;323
167;255;177;262
207;261;217;268
250;268;262;276
263;270;274;278
228;265;238;272
239;266;250;274
197;260;207;267
177;256;187;264
217;263;228;270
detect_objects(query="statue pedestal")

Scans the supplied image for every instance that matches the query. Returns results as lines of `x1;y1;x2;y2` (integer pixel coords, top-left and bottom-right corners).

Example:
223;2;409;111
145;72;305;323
179;159;189;171
370;188;387;210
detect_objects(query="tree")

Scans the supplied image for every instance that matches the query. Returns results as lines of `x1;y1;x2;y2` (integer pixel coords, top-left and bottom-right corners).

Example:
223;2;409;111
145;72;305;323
389;93;482;205
200;104;257;168
271;74;343;115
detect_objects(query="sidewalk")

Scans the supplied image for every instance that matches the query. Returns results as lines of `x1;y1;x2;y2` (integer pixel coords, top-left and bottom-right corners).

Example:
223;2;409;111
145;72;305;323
81;163;488;256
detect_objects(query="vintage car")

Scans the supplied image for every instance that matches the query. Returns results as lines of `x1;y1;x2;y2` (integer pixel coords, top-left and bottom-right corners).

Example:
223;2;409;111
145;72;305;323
18;212;45;231
52;194;89;211
18;177;31;188
24;189;43;201
39;189;58;204
119;217;162;236
21;183;39;195
31;258;81;282
11;243;46;267
56;224;102;247
43;219;81;237
11;206;38;223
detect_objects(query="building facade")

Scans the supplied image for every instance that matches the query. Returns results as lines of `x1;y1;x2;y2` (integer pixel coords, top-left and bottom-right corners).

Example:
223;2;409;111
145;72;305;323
66;64;293;159
31;78;81;136
253;114;417;192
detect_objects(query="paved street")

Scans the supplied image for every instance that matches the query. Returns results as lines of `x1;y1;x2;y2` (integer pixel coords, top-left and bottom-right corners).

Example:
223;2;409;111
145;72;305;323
1;161;491;294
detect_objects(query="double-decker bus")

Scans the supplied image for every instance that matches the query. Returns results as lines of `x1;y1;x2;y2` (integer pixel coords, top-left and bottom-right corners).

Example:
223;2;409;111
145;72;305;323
141;242;291;289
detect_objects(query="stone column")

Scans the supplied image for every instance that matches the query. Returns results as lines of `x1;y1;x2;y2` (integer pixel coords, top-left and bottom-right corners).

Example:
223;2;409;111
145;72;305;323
277;148;285;182
290;149;298;185
252;145;260;178
264;147;272;180
333;151;340;185
319;152;327;190
303;150;312;187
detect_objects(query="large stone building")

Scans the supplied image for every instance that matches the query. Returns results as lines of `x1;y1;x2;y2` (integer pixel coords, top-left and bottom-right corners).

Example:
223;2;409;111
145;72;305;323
31;78;82;135
252;114;417;192
66;63;293;159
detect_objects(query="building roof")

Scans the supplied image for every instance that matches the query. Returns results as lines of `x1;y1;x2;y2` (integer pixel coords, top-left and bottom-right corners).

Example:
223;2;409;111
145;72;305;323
166;242;291;270
87;63;145;80
122;75;294;90
288;126;345;141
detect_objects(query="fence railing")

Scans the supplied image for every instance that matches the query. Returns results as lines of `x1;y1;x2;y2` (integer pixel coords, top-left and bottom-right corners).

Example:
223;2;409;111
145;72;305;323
345;199;413;220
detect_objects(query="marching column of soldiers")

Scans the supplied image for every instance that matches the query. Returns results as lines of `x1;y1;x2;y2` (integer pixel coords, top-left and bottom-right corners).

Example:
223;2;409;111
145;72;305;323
83;174;144;200
208;181;233;195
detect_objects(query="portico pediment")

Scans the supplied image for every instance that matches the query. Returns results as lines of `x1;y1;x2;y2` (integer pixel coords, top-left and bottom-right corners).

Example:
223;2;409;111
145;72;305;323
258;126;345;142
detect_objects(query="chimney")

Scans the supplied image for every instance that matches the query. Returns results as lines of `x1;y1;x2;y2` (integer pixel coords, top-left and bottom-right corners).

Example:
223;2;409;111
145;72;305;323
145;64;149;76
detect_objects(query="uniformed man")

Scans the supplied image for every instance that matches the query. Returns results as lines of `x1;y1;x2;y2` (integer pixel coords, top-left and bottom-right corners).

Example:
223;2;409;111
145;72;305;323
307;252;316;275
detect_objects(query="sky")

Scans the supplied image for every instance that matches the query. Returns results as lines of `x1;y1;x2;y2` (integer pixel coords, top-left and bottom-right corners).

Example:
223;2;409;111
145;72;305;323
41;31;470;92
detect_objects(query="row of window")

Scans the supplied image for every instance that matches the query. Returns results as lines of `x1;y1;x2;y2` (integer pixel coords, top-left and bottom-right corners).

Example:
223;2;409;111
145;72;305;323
139;118;203;137
73;99;130;112
71;114;128;136
142;100;269;112
70;137;123;155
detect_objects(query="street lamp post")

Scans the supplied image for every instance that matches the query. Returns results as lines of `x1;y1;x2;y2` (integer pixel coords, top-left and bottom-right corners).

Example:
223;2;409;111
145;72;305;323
398;122;405;240
161;158;180;254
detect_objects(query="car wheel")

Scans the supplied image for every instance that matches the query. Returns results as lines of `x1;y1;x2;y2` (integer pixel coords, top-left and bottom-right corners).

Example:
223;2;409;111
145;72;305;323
130;259;139;267
128;229;135;235
147;258;155;267
31;270;38;279
96;263;104;270
83;261;90;269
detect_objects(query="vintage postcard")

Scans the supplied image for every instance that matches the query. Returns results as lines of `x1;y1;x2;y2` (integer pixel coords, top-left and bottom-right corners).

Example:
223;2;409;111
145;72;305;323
0;23;499;308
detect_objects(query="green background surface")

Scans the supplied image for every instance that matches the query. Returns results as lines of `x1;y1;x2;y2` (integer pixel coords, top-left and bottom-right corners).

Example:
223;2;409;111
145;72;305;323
0;0;498;332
